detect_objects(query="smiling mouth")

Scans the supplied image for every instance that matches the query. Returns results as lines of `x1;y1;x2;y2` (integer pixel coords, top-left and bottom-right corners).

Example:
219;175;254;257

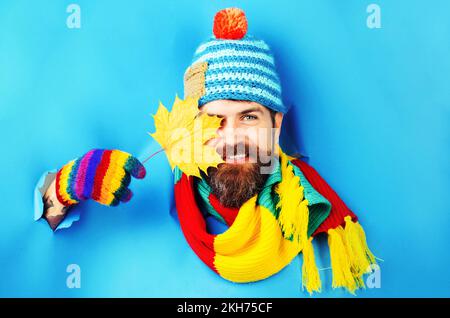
218;143;258;164
224;153;249;163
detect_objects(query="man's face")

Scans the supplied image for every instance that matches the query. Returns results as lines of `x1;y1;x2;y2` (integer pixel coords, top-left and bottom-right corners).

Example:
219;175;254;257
200;100;283;208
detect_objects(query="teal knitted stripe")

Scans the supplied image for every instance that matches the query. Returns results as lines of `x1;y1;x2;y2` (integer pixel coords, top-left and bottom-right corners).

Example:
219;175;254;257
173;166;183;184
257;161;281;217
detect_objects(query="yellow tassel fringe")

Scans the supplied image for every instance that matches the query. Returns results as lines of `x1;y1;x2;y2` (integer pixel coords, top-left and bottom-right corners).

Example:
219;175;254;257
274;148;377;295
328;227;358;293
276;147;322;294
275;164;304;242
302;237;322;294
344;216;377;277
328;218;377;294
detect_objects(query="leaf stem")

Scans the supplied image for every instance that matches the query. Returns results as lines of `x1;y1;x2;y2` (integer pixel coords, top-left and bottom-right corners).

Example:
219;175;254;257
142;147;165;164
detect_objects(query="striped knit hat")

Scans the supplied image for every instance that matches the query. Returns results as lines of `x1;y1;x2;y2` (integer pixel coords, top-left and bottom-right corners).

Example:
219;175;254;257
184;8;286;113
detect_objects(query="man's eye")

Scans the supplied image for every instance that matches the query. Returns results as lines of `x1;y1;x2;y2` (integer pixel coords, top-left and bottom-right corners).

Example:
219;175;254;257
242;114;257;121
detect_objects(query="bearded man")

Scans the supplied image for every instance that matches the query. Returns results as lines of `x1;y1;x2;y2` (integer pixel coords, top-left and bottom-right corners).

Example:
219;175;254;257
35;8;376;294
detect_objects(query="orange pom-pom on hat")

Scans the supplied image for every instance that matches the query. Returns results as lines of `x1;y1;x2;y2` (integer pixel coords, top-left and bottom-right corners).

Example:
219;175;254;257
213;8;248;40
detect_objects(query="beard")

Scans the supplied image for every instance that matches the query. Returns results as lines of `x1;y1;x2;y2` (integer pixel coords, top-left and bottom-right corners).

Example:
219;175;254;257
203;143;275;208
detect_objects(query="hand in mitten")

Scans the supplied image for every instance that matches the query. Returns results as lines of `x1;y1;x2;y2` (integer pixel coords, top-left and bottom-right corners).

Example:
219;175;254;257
55;149;146;207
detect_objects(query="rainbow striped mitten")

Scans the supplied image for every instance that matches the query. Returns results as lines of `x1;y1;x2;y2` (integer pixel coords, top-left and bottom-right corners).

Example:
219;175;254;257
55;149;146;207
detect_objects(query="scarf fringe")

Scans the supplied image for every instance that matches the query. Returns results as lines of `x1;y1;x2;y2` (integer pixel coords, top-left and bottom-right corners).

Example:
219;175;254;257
276;147;322;294
328;218;377;294
275;162;305;243
344;216;377;277
276;148;309;244
302;237;322;294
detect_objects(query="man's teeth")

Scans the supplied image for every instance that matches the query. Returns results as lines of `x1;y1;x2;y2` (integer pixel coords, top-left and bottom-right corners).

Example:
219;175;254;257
226;154;246;160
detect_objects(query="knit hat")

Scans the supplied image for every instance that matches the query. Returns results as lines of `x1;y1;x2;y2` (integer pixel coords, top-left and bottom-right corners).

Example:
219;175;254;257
184;8;286;113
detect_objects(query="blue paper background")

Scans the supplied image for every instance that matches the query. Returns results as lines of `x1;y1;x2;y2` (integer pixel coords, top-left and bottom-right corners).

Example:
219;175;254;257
0;0;449;297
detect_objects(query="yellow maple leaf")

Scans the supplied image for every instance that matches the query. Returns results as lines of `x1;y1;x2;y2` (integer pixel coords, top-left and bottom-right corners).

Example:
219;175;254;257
149;95;224;178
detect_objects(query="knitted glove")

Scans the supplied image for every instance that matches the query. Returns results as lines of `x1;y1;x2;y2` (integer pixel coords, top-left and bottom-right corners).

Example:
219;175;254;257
55;149;146;207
